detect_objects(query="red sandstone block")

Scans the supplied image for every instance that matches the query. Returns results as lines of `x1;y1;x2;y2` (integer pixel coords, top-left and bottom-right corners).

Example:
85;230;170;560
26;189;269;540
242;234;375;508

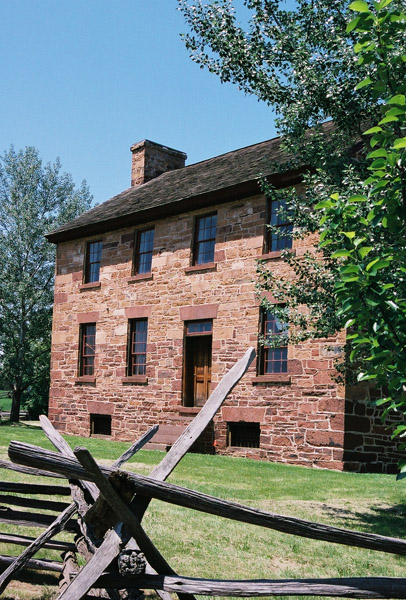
87;401;115;415
54;293;68;304
330;413;345;430
77;311;100;323
298;402;315;414
272;436;292;446
306;430;343;447
318;397;343;412
313;371;334;384
72;270;83;281
306;360;327;370
222;406;265;422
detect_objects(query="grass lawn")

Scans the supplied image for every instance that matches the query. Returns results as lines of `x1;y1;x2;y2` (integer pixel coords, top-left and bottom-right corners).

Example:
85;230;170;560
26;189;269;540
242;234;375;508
0;391;11;413
0;421;406;600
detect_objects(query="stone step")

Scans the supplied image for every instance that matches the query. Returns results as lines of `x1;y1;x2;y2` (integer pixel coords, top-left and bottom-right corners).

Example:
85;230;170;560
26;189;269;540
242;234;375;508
146;423;188;450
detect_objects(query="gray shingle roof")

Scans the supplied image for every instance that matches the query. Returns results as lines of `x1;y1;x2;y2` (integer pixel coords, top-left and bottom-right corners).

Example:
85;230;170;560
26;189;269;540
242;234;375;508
46;133;300;243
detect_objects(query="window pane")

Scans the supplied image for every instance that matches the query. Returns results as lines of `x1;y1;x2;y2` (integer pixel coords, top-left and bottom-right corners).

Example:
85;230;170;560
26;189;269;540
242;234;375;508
85;241;102;283
186;320;213;335
129;319;148;376
80;324;96;376
262;311;288;374
267;199;293;252
135;228;154;274
194;214;217;265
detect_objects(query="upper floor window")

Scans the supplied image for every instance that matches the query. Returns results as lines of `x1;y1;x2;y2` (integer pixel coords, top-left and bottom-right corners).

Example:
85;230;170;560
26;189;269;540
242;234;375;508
193;213;217;265
128;319;148;376
265;199;293;253
134;228;154;275
259;310;288;374
84;241;103;283
79;323;96;377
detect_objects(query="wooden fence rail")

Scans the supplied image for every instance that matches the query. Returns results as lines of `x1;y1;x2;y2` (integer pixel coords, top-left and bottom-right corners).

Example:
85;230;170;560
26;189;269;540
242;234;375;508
9;439;406;556
93;574;406;599
2;347;406;599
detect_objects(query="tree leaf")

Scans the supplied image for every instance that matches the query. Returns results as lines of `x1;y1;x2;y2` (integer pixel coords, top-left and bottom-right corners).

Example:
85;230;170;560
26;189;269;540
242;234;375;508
388;94;406;105
363;125;383;134
331;249;353;258
393;137;406;149
349;0;371;12
355;76;373;90
346;16;360;31
358;246;373;258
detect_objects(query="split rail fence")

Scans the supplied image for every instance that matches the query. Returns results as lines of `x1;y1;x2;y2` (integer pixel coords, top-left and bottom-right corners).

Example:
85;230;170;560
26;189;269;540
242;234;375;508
1;347;406;599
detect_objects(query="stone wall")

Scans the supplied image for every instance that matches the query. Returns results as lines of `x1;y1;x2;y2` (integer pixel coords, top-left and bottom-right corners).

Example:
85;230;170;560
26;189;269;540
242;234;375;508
49;192;400;471
343;384;403;473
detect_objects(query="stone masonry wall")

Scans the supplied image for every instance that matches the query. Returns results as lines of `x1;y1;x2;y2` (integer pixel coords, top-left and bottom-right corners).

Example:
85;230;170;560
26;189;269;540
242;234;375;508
49;192;399;471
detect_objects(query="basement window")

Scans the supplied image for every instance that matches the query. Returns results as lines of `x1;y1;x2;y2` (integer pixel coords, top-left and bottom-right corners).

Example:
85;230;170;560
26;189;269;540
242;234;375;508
90;414;111;436
227;422;260;448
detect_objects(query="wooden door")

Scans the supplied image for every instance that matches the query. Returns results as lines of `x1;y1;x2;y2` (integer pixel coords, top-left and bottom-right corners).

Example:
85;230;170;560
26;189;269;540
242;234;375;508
183;335;212;407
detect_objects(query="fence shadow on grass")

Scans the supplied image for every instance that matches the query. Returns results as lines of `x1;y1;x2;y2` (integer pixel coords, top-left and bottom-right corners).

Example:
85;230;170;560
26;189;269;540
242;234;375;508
320;503;406;538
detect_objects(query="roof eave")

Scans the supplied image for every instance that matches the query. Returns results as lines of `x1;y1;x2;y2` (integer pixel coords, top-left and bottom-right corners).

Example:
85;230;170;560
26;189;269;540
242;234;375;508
45;168;304;244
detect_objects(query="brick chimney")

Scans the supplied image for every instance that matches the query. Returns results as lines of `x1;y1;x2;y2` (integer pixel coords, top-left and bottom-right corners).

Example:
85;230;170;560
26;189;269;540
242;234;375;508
130;140;187;186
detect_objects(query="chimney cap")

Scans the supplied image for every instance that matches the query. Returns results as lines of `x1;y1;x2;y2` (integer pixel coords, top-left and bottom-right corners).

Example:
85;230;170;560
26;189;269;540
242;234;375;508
130;139;187;160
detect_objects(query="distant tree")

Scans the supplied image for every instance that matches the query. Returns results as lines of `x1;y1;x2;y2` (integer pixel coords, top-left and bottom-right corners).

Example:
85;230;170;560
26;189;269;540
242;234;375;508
0;146;92;421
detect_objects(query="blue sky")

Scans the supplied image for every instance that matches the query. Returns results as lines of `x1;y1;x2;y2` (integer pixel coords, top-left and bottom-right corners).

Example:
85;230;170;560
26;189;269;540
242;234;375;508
1;0;277;206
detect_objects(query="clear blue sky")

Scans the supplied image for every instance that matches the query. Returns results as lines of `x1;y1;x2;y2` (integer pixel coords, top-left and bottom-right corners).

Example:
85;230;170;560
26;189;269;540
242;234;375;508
1;0;277;206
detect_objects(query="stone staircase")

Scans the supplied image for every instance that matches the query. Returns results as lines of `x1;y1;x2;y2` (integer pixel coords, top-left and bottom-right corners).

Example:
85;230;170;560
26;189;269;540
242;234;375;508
145;408;214;453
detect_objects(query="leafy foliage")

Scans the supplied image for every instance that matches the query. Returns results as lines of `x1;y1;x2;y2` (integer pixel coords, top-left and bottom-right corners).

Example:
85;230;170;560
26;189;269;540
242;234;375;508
315;0;406;461
0;146;92;420
179;0;370;356
179;0;406;443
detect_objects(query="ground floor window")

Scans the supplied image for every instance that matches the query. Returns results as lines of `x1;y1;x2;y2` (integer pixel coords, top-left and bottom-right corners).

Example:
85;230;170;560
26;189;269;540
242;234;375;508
90;414;111;436
127;318;148;376
259;309;288;374
227;422;260;448
79;323;96;376
183;320;212;407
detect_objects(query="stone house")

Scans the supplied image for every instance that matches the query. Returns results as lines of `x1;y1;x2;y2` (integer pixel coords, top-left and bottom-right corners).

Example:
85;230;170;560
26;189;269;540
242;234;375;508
46;135;401;473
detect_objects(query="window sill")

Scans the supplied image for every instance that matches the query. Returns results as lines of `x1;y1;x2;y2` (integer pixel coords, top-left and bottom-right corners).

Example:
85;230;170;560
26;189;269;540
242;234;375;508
252;374;291;384
258;250;296;261
178;406;200;415
75;376;96;384
127;273;153;283
184;262;217;274
122;376;148;385
79;282;101;291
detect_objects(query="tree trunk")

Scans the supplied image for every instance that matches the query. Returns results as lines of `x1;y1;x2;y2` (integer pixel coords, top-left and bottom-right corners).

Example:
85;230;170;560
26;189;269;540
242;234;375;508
10;387;22;422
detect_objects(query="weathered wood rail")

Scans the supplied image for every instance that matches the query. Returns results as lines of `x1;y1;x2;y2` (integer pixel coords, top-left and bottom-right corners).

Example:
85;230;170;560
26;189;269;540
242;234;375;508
0;466;76;593
1;347;405;599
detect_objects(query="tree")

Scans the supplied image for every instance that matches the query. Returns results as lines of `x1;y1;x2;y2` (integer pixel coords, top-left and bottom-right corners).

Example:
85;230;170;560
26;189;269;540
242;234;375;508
178;0;376;349
179;0;406;433
0;146;92;421
314;0;406;457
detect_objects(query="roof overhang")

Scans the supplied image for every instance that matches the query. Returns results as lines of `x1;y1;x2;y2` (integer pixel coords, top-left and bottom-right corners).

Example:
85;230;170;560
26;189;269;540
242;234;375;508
45;167;304;244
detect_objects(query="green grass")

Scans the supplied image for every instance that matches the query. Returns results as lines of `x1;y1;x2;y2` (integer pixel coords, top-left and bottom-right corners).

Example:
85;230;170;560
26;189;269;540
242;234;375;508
1;421;406;600
0;390;11;412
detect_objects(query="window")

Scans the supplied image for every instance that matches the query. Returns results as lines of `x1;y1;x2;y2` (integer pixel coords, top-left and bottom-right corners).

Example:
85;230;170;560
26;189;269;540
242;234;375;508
90;414;111;436
128;319;148;376
265;199;293;253
193;213;217;265
79;324;96;376
84;241;103;283
134;228;154;274
259;310;288;374
183;320;213;407
227;422;260;448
